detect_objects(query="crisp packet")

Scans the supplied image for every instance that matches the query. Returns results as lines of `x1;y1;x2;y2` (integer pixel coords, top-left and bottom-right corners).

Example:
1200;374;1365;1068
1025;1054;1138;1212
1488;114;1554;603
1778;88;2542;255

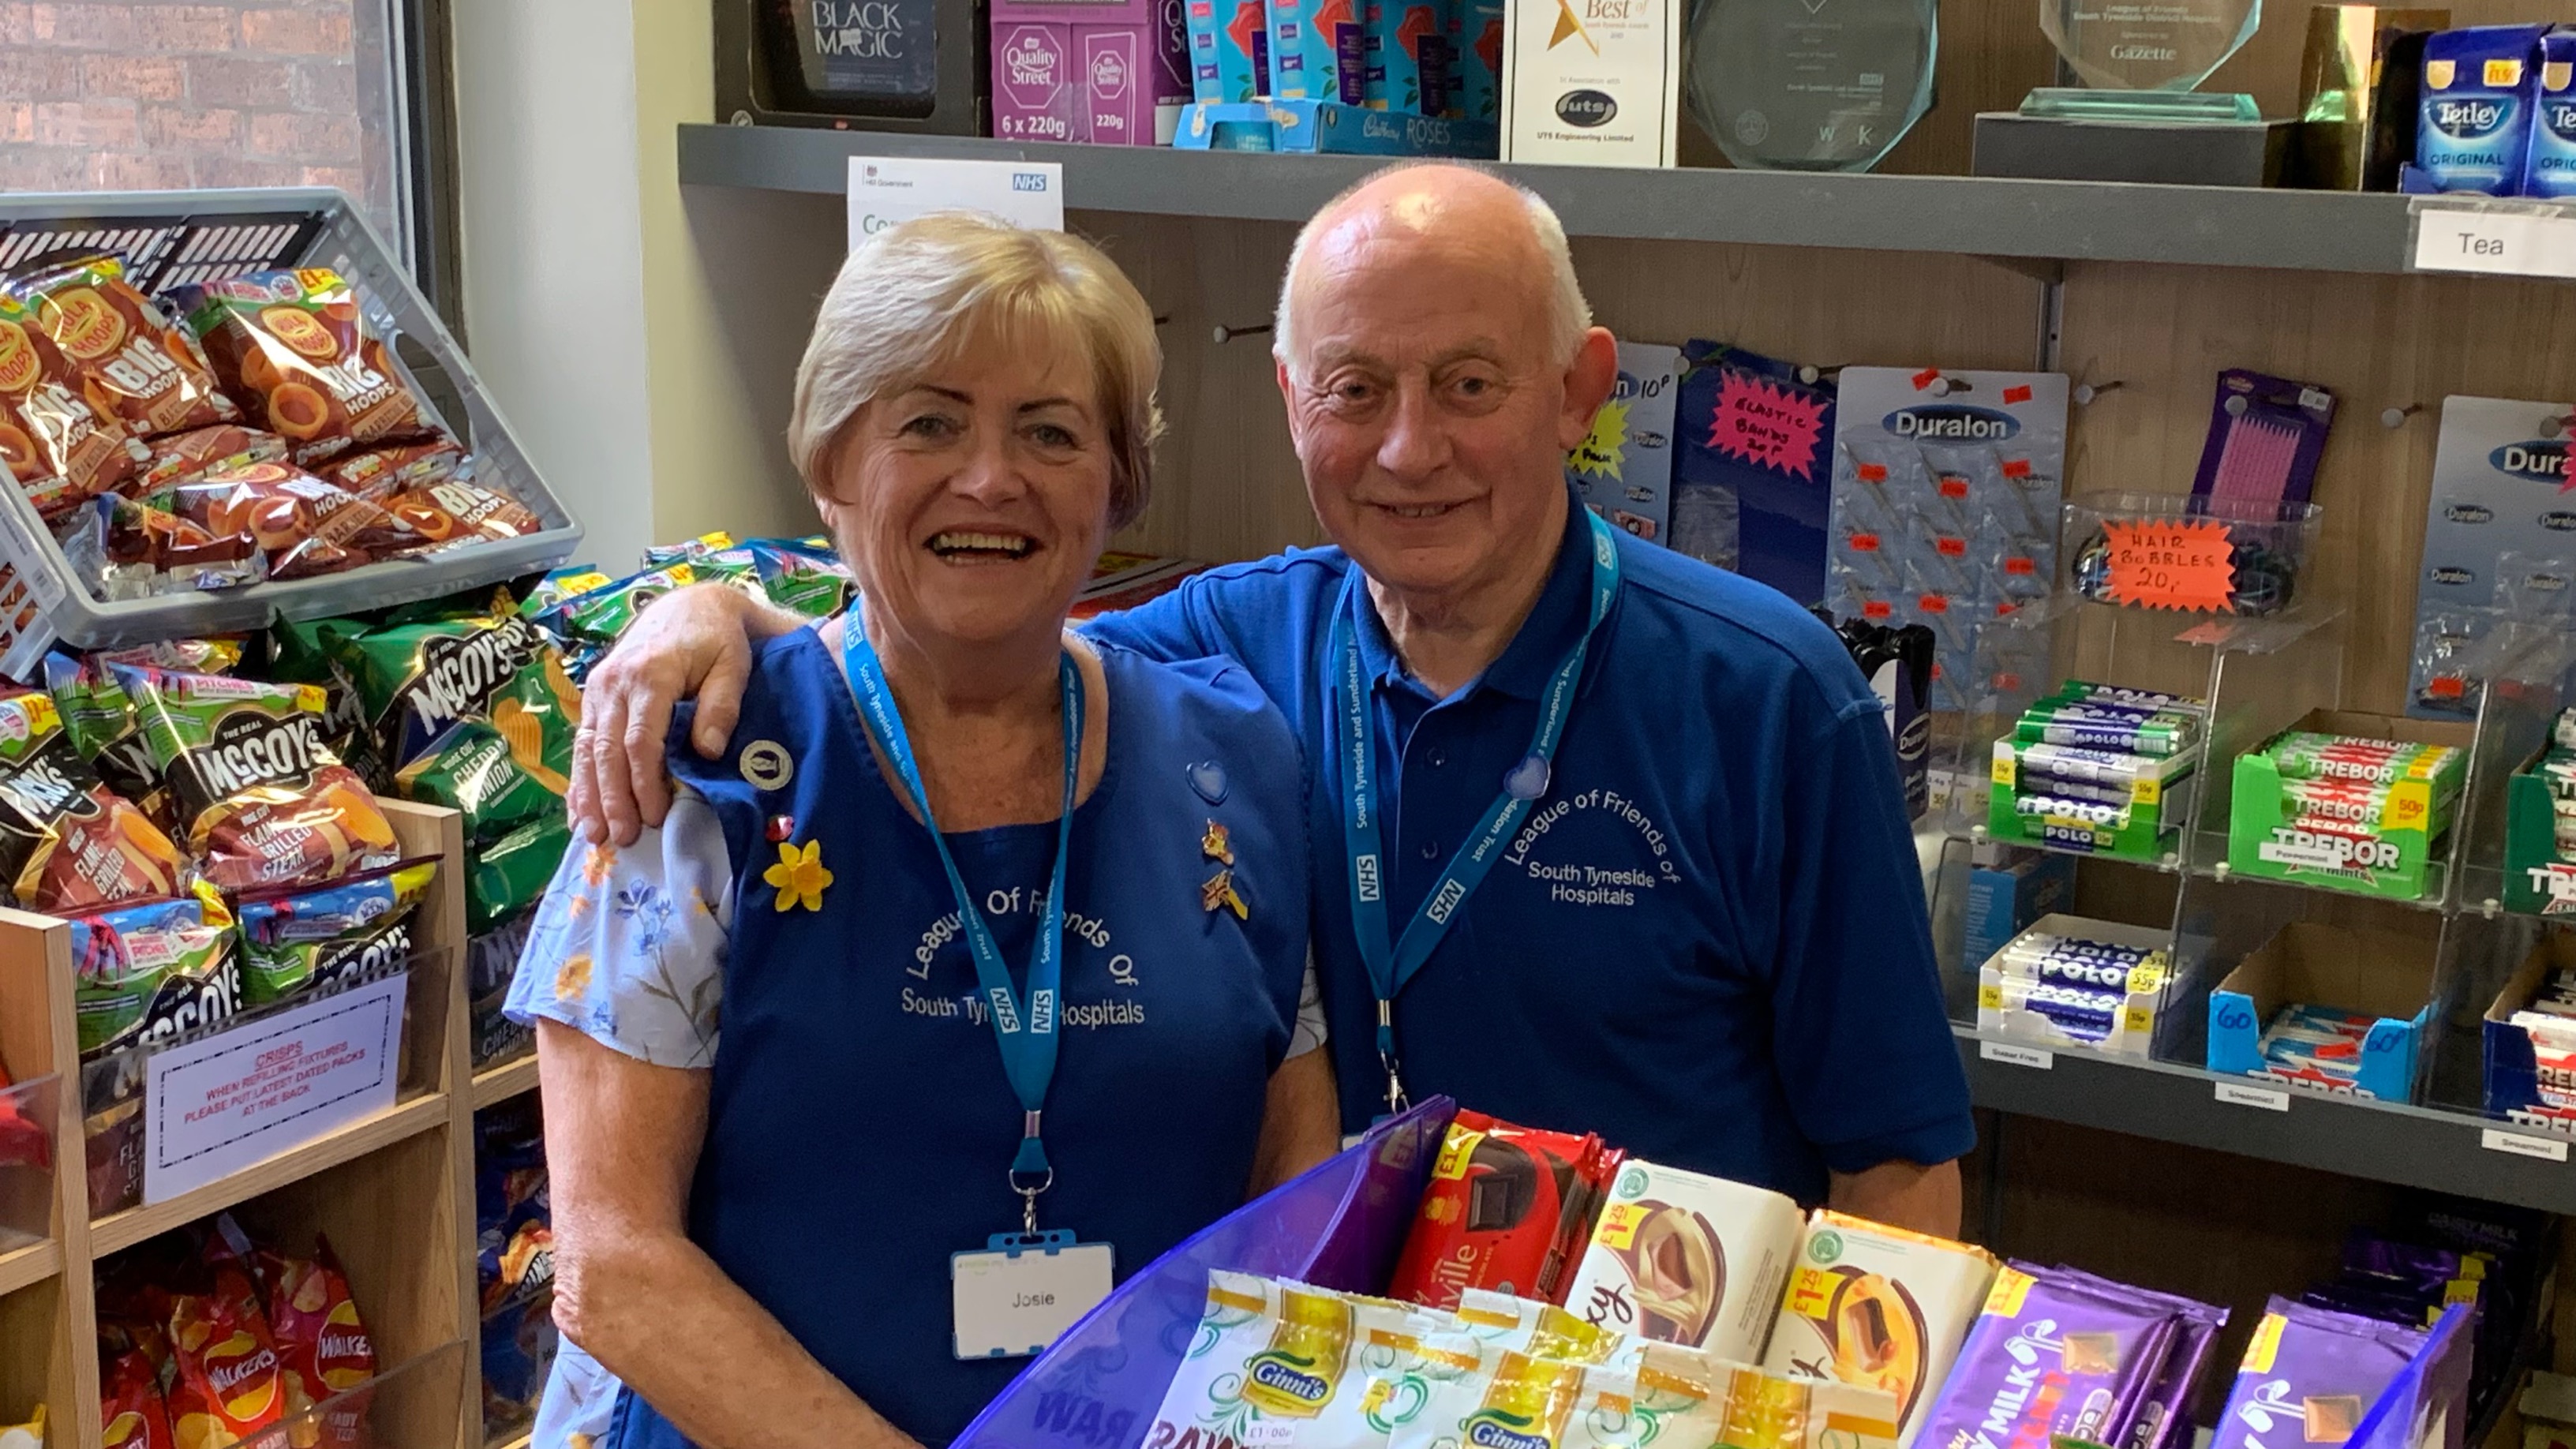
749;536;854;616
2209;1298;2429;1449
136;422;287;493
256;1235;376;1449
71;893;238;1058
380;476;542;550
1388;1350;1599;1449
66;493;266;601
47;650;175;818
166;1223;293;1447
0;290;145;515
170;268;432;469
470;814;569;935
1144;1274;1359;1440
1458;1289;1623;1365
102;1348;174;1449
154;460;429;579
115;667;401;891
13;253;240;440
236;856;436;1005
528;563;698;683
394;653;578;848
329;610;548;770
0;686;184;913
324;437;464;497
1390;1109;1620;1312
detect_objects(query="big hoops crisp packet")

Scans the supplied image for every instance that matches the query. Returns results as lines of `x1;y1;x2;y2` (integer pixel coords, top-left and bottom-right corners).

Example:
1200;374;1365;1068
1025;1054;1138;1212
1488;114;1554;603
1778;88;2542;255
13;253;240;440
170;269;432;469
0;290;144;516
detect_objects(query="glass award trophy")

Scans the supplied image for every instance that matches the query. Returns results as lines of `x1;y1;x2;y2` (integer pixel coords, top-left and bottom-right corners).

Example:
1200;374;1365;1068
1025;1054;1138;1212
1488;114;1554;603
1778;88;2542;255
1685;0;1938;171
2023;0;2263;122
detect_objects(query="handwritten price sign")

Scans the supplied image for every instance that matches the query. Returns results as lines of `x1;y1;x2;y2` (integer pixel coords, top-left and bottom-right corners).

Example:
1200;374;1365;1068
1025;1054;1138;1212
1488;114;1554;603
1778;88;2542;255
2102;518;2237;612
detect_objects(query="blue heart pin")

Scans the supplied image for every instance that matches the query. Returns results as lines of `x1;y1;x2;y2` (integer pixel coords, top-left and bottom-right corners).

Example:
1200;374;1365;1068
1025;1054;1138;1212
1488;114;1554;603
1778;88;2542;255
1503;754;1551;802
1188;760;1229;804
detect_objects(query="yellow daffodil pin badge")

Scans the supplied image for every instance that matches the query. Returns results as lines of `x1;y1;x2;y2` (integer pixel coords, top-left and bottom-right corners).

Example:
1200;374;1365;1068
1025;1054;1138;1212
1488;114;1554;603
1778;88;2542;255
765;839;832;912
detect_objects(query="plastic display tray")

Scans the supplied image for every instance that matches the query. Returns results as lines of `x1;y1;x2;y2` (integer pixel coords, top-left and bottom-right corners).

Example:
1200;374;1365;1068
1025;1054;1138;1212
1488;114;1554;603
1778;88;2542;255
0;188;582;647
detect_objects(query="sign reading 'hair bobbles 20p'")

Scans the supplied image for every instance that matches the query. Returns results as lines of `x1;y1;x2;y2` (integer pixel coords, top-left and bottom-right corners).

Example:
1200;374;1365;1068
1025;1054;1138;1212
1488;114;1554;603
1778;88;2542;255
847;158;1066;250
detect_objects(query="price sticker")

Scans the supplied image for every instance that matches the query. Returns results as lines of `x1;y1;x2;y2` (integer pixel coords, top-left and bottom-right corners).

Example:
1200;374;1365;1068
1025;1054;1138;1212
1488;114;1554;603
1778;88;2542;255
2481;1128;2570;1162
2410;201;2576;279
2215;1080;2290;1111
1979;1041;2054;1070
2102;518;2237;612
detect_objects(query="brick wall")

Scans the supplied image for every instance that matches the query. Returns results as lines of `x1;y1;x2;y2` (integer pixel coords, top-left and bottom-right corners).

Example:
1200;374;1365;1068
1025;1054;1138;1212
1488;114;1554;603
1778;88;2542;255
0;2;402;242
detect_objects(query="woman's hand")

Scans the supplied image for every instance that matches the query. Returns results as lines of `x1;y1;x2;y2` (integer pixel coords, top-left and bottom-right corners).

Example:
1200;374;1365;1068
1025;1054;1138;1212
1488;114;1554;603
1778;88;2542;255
572;585;803;846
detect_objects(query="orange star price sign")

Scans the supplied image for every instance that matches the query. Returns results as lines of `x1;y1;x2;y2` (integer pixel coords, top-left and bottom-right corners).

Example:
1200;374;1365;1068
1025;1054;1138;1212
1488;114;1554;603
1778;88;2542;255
2102;517;2238;612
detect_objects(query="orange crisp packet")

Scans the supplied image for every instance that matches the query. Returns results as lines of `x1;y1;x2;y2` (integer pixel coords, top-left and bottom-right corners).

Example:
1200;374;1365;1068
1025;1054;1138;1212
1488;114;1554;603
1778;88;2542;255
16;253;241;440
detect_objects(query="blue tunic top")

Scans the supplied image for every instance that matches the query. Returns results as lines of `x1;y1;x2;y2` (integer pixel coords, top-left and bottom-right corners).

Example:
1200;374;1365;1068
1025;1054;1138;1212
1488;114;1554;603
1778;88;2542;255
1086;487;1975;1204
507;630;1313;1447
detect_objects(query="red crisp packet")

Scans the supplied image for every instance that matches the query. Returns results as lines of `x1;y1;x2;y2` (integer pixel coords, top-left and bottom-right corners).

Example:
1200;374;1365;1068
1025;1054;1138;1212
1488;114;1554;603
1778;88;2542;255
258;1236;376;1447
1387;1109;1621;1311
101;1346;175;1449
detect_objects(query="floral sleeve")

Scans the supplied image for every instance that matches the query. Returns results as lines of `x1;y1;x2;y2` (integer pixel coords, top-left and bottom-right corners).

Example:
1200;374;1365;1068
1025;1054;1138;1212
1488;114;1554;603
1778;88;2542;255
504;790;733;1069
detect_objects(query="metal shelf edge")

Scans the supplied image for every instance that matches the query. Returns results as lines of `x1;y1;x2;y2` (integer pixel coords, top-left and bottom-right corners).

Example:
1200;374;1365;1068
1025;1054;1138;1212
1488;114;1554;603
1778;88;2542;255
679;123;2429;275
1957;1027;2576;1213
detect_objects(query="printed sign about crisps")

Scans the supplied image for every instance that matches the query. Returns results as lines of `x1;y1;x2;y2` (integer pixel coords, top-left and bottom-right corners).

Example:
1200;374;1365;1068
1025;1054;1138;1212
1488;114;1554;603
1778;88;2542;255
2102;518;2238;612
145;972;404;1203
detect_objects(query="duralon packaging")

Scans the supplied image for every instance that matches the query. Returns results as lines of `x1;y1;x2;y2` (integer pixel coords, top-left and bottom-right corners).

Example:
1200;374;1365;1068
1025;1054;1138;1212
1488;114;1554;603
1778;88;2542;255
1267;0;1365;103
1389;1109;1619;1312
1914;1264;2187;1449
990;0;1189;144
2410;25;2547;193
1189;0;1275;101
1499;0;1681;166
1559;1158;1803;1364
2209;1299;2430;1449
1764;1210;2001;1449
1567;342;1683;545
2525;30;2576;199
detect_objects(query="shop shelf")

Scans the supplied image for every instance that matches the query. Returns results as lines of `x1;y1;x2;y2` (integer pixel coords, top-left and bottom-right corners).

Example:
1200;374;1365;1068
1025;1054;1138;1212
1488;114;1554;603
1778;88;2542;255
470;1054;539;1111
677;124;2544;277
1953;1024;2576;1215
88;1091;449;1256
0;1240;57;1297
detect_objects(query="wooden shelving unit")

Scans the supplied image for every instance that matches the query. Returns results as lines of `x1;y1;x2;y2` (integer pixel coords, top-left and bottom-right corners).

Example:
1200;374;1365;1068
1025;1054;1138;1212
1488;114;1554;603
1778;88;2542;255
0;800;517;1449
469;1054;538;1114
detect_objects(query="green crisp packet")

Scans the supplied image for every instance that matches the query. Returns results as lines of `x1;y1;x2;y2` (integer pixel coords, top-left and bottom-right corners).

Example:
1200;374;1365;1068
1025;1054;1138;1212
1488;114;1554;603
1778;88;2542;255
471;813;571;935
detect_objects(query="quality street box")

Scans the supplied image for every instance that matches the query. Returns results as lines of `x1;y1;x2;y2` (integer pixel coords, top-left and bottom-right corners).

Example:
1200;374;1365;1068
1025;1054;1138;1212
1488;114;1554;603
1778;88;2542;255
992;0;1191;144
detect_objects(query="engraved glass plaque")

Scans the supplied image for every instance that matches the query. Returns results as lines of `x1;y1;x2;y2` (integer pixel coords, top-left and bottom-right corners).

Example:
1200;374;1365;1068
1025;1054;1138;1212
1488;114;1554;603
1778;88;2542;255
1686;0;1937;172
2024;0;2263;120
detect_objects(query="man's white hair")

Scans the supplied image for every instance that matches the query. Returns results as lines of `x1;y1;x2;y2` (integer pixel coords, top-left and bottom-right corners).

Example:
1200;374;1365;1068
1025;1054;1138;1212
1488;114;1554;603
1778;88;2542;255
1271;162;1592;377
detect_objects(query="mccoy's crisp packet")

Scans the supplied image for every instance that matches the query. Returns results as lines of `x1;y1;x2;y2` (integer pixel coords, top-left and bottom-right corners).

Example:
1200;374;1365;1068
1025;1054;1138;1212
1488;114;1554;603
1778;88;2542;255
14;253;240;440
1764;1211;2001;1449
328;609;549;770
236;856;436;1005
1390;1109;1621;1312
115;667;400;892
1561;1156;1804;1363
2209;1298;2428;1449
470;814;569;935
0;686;185;913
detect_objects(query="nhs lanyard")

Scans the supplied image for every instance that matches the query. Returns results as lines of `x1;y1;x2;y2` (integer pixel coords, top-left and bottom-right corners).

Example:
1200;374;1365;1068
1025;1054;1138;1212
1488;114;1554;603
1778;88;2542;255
844;620;1080;1233
1331;511;1620;1114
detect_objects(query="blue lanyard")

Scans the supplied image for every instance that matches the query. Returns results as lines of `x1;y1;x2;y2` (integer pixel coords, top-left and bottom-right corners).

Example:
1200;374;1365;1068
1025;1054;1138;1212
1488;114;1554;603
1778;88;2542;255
1330;511;1621;1114
844;618;1080;1232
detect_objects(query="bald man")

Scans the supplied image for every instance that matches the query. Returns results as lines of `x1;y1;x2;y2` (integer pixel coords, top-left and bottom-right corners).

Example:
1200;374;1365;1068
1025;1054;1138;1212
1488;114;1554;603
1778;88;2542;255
570;162;1975;1235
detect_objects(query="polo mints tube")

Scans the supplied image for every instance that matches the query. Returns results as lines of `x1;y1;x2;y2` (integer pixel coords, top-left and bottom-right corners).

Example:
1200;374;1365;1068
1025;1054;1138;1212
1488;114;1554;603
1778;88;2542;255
2013;701;2197;758
1560;1159;1805;1363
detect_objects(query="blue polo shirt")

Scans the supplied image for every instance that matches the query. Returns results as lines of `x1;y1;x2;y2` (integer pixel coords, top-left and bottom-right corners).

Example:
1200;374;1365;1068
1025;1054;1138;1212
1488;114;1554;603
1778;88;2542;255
1086;488;1972;1204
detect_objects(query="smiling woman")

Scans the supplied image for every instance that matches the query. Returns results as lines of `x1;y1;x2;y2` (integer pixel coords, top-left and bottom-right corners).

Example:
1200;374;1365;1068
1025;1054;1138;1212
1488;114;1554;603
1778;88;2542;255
506;213;1339;1449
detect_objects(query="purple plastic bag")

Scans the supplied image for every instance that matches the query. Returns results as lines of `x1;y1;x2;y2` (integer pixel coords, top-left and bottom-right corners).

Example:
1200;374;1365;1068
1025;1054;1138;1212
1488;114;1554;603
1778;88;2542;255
1915;1263;2185;1449
951;1099;1454;1449
2211;1298;2431;1449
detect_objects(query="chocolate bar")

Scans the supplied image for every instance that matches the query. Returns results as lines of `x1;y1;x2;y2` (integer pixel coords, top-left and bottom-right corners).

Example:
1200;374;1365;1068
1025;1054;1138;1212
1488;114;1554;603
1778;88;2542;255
1560;1159;1805;1362
2208;1298;2428;1449
1765;1211;2000;1449
1917;1264;2190;1449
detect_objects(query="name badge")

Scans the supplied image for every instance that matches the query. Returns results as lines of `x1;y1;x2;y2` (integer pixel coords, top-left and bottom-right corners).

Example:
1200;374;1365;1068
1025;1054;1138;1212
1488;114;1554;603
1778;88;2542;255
952;1230;1115;1361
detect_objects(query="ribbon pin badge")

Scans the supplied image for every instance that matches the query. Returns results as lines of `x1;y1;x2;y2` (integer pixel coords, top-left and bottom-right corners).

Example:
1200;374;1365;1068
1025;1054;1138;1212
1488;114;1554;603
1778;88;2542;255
1200;867;1248;920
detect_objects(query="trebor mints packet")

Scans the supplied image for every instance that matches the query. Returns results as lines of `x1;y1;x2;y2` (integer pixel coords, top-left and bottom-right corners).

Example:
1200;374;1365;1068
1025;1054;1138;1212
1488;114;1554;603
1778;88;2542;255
2525;29;2576;200
2414;24;2548;194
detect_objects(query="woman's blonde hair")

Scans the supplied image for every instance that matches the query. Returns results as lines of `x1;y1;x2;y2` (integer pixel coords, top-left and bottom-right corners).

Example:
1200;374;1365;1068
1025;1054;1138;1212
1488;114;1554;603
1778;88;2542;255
788;212;1163;530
